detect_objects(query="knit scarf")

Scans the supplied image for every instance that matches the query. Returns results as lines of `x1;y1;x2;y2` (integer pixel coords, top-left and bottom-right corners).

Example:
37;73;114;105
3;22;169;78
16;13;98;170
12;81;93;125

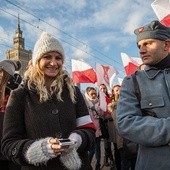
85;93;99;105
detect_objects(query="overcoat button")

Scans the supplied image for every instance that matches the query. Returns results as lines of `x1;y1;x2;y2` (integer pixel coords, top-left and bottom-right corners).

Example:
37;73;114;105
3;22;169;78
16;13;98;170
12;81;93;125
11;148;17;156
149;103;152;106
52;109;58;114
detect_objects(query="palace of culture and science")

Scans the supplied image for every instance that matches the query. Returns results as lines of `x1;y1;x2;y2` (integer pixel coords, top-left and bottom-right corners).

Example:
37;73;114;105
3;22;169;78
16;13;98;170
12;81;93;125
5;16;32;77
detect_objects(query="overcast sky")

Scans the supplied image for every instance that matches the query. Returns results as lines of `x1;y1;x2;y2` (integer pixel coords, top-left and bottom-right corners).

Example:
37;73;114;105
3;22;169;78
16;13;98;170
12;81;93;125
0;0;157;86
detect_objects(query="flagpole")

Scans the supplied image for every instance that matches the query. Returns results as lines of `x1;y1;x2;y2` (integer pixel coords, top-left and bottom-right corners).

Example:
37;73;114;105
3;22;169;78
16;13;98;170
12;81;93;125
94;62;99;94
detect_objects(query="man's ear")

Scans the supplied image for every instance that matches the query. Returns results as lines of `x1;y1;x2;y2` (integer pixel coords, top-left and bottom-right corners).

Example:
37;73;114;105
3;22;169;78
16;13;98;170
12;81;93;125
164;40;170;52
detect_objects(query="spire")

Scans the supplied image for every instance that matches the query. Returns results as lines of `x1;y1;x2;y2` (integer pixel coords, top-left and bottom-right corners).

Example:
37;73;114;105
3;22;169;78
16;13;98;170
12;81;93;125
18;13;20;31
14;13;24;49
15;13;22;37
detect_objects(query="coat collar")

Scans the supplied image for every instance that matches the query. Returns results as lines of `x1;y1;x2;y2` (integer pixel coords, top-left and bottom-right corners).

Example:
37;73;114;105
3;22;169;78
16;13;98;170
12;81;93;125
143;65;170;79
141;54;170;79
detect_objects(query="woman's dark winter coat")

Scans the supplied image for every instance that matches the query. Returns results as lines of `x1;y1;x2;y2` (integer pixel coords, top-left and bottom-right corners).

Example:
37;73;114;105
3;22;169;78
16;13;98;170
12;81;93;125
1;83;95;170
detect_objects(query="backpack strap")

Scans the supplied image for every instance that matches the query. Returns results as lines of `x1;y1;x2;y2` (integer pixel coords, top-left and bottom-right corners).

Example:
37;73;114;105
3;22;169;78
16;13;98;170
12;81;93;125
131;73;157;117
131;73;141;102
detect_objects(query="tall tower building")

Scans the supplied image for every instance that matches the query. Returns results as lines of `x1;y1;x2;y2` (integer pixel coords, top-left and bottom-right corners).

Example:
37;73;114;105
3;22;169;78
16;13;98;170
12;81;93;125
6;15;32;77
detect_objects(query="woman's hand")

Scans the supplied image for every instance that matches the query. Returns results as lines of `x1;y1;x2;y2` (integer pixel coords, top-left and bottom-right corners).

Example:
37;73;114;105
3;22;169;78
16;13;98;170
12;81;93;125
49;138;69;155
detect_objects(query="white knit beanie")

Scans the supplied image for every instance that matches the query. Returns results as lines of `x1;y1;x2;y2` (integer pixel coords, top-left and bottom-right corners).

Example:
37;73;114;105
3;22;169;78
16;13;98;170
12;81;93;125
32;32;65;66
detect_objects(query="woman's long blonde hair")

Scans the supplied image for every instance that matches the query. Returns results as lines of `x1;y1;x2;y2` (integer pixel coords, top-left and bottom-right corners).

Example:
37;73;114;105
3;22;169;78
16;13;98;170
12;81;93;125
24;64;76;103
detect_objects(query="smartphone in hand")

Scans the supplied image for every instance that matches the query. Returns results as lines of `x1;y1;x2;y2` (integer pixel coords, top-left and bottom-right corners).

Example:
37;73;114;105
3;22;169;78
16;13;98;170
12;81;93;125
58;139;75;146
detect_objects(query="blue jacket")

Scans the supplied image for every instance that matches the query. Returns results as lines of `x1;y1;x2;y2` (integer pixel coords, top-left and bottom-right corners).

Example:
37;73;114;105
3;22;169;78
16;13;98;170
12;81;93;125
116;65;170;170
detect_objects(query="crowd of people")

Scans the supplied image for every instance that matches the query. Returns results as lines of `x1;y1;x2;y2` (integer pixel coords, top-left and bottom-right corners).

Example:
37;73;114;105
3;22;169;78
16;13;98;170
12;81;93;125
0;19;170;170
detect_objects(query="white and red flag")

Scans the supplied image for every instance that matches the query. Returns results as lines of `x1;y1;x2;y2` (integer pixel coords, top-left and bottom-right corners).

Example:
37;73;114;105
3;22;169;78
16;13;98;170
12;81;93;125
151;0;170;27
109;73;116;89
121;52;142;76
99;91;107;112
96;63;118;87
71;59;97;83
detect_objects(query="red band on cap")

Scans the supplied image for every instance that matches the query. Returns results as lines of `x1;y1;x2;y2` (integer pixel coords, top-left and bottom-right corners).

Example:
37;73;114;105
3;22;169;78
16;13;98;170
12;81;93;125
138;27;144;33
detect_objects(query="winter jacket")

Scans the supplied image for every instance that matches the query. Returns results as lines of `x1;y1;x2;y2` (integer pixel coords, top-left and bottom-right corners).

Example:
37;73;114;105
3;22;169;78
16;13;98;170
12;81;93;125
109;102;123;149
116;65;170;170
1;83;95;170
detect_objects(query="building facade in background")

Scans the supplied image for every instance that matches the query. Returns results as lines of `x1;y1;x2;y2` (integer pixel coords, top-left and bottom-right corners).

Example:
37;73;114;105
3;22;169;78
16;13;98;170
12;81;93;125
6;16;32;77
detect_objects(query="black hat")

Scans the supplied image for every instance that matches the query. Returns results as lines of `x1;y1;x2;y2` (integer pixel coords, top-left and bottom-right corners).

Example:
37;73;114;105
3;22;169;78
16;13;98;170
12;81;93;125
0;60;21;76
134;20;170;43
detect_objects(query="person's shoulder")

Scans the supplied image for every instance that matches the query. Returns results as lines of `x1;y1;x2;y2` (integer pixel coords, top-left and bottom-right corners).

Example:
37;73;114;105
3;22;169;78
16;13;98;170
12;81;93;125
123;75;132;80
123;71;144;81
122;75;134;83
121;73;140;89
11;81;28;96
74;86;81;93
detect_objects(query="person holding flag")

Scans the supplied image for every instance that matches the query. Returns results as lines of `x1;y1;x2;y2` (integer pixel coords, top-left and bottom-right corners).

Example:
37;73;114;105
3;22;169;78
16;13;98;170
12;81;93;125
85;87;103;170
99;84;116;169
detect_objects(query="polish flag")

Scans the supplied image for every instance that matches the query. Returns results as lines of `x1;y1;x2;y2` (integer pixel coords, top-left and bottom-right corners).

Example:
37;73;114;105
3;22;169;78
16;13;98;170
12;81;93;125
151;0;170;27
96;63;118;87
121;53;142;76
71;59;97;83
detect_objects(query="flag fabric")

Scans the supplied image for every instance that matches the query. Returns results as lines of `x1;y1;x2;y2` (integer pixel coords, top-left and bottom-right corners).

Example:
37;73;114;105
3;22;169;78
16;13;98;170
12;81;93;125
121;52;142;76
151;0;170;27
71;59;97;83
96;63;118;87
109;73;116;89
99;91;107;112
117;77;123;85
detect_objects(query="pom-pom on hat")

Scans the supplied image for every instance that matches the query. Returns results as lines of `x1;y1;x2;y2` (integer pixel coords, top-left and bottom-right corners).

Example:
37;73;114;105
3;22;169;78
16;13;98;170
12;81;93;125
134;20;170;43
32;32;65;66
0;60;21;77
